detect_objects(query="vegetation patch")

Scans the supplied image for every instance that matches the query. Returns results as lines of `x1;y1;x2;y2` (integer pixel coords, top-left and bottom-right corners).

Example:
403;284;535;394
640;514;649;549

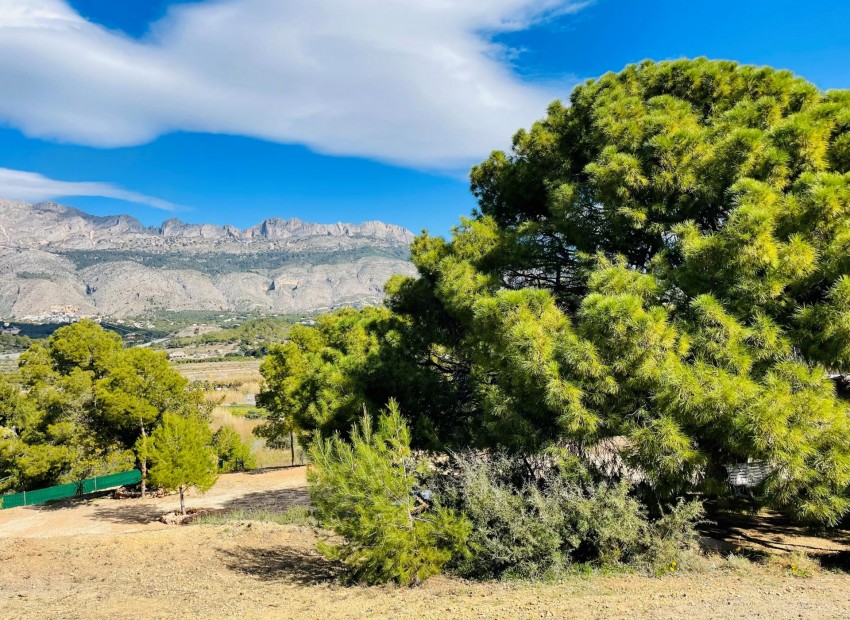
15;271;53;280
0;333;33;353
194;505;314;527
255;59;850;586
167;316;296;356
60;246;410;276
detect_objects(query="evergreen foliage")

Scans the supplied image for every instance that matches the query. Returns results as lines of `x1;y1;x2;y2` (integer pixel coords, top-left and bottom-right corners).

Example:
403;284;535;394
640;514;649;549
263;60;850;524
148;412;219;515
437;452;704;579
211;426;256;472
60;245;409;276
167;316;294;356
0;320;208;493
0;332;33;353
308;401;471;585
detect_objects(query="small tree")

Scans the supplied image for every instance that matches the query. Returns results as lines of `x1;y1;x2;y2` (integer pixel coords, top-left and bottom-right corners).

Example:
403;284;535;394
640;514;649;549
254;340;309;465
211;426;256;472
95;347;207;497
308;400;471;585
148;413;218;515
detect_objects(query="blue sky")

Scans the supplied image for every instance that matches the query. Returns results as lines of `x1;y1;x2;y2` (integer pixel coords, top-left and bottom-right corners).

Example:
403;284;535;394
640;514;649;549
0;0;848;236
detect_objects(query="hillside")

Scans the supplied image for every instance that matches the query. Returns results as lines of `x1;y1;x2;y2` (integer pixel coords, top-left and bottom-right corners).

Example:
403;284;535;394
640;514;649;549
0;198;416;319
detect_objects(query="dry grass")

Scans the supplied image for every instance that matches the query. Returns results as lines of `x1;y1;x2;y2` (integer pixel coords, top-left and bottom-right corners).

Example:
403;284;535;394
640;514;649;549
210;408;262;434
177;360;261;382
208;383;260;406
211;406;300;469
194;505;314;526
180;359;301;469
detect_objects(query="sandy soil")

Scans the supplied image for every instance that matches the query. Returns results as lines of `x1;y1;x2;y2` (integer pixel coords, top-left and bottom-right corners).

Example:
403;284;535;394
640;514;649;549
2;467;850;619
1;522;849;620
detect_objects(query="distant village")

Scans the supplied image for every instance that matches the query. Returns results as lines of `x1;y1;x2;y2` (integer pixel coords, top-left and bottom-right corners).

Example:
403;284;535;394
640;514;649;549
18;306;99;325
10;306;153;331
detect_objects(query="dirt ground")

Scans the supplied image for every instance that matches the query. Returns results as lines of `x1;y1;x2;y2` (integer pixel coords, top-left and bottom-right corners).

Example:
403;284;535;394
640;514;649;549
0;467;308;538
2;467;850;619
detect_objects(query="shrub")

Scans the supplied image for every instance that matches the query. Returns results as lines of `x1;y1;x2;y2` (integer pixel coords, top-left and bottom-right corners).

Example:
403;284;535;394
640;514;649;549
641;498;706;574
435;451;704;579
308;401;471;585
211;426;256;472
434;452;568;579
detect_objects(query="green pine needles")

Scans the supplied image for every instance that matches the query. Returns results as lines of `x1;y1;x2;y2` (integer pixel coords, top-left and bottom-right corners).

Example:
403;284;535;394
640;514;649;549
308;401;471;585
0;320;210;494
148;413;219;515
264;59;850;526
211;426;256;472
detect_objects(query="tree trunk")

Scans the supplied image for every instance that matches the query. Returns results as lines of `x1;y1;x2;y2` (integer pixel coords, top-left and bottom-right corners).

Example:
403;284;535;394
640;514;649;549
179;485;186;515
140;424;147;498
140;458;148;498
290;429;295;466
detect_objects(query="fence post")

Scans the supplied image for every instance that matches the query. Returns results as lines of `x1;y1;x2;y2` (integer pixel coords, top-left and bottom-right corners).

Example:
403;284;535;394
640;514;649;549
22;490;26;507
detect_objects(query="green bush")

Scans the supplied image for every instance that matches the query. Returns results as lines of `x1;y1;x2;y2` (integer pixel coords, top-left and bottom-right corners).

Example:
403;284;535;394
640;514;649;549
0;333;33;353
211;426;256;472
434;452;568;579
308;401;471;585
641;499;706;575
436;451;704;579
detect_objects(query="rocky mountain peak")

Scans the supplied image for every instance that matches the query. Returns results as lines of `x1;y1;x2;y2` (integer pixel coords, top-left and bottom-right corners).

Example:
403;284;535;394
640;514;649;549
0;197;416;319
0;198;414;249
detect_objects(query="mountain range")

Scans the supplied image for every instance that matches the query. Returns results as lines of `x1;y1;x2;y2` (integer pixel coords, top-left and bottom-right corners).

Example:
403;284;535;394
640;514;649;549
0;198;416;319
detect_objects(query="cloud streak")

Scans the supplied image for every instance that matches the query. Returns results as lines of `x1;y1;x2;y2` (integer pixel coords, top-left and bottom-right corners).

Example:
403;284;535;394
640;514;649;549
0;0;586;168
0;168;177;211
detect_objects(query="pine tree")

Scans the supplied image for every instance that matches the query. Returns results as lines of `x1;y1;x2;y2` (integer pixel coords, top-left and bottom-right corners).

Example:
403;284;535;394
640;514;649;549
211;426;256;472
147;413;218;515
257;59;850;524
0;321;208;494
308;401;470;584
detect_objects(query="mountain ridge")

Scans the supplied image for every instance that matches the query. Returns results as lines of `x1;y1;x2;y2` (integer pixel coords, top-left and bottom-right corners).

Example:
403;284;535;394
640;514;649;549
0;198;416;319
0;197;413;249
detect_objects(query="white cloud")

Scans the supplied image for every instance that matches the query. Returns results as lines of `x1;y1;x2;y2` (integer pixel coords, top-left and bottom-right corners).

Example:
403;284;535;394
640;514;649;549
0;0;586;168
0;168;177;211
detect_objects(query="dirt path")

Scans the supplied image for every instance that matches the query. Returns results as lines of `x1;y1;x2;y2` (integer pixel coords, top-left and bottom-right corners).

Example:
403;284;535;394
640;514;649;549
0;467;308;538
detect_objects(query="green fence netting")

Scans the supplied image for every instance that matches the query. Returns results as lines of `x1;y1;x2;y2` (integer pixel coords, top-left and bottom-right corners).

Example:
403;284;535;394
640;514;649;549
0;469;142;509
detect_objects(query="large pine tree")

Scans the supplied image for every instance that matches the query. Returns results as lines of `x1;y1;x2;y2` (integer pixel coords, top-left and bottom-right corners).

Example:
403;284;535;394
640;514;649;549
263;59;850;523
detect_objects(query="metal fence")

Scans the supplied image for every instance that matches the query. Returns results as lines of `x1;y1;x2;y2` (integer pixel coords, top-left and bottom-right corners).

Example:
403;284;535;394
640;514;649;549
0;469;141;509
